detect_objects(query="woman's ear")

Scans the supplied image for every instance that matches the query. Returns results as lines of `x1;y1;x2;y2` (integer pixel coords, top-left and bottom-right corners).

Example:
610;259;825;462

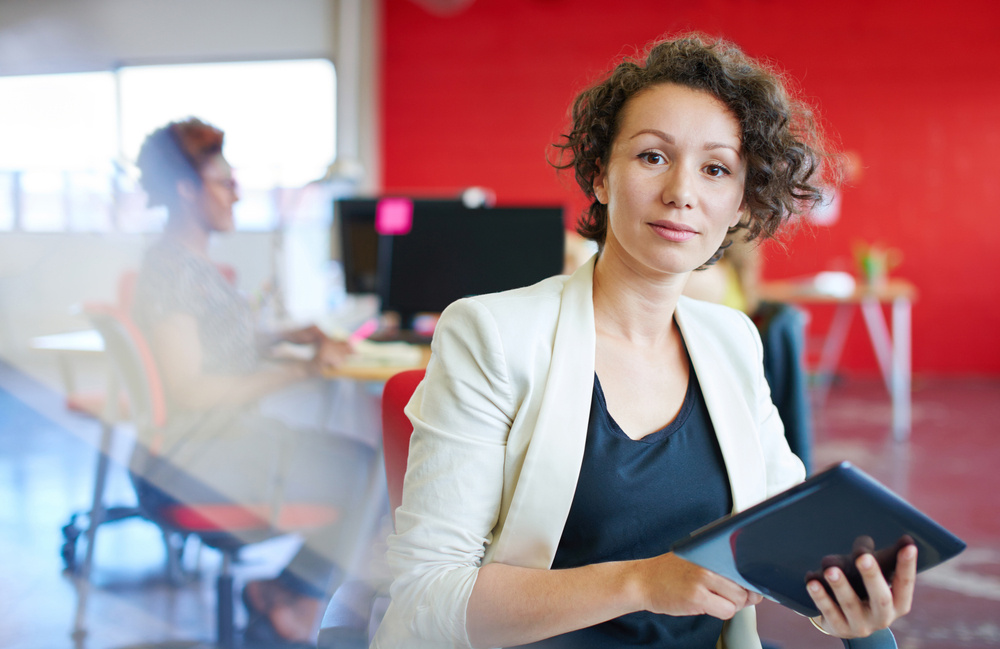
730;201;748;229
592;160;608;205
176;178;199;203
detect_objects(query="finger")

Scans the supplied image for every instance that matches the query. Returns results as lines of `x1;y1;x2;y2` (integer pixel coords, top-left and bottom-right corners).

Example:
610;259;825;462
806;578;849;635
821;553;849;572
855;553;894;628
852;535;875;559
700;574;758;616
891;543;918;616
700;589;741;620
825;566;872;636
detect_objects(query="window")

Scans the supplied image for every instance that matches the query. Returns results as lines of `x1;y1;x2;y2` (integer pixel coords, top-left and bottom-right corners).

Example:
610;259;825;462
0;59;337;232
0;72;117;231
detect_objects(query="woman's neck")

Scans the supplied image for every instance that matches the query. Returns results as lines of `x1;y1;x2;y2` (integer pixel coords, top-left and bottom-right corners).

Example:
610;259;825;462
591;247;689;348
164;212;211;256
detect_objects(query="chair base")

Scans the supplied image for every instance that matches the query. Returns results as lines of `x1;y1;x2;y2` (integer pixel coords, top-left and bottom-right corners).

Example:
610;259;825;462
61;505;144;572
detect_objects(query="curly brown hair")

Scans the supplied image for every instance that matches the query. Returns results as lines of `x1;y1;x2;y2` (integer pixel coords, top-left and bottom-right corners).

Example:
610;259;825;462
136;117;225;210
552;33;836;262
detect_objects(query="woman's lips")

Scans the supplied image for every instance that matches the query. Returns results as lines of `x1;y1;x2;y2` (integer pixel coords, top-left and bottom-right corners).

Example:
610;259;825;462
649;221;697;242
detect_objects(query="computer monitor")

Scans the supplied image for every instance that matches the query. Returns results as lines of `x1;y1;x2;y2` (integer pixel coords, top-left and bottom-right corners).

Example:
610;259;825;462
377;202;565;329
334;197;467;295
334;198;379;294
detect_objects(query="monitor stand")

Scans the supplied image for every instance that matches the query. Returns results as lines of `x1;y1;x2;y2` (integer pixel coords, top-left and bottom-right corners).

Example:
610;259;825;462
368;311;434;345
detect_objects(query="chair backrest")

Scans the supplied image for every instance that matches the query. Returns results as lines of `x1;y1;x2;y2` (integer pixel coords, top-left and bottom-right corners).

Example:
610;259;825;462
86;301;339;536
117;270;139;310
84;303;168;435
381;369;425;523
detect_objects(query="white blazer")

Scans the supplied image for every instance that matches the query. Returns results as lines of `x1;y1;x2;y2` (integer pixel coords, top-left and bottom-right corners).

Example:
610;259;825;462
372;256;805;649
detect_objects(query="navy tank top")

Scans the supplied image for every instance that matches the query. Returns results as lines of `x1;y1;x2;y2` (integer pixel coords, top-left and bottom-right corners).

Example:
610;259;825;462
513;366;733;648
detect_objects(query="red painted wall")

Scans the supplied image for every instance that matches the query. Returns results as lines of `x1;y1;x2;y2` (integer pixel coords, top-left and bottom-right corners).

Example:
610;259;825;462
380;0;1000;374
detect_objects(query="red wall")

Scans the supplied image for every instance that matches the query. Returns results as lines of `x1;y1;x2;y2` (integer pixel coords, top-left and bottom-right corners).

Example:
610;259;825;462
380;0;1000;375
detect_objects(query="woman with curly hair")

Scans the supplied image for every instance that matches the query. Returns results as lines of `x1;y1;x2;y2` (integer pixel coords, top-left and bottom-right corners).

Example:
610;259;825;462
372;34;916;648
132;117;375;646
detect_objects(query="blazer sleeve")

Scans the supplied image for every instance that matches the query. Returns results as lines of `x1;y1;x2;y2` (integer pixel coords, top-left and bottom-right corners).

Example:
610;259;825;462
374;298;518;648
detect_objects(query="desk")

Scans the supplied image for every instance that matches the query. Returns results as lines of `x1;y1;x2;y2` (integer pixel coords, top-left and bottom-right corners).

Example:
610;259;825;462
324;346;431;382
757;278;917;441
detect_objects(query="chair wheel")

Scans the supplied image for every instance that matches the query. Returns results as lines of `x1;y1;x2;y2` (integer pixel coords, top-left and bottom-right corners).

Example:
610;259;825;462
61;541;77;571
61;521;81;571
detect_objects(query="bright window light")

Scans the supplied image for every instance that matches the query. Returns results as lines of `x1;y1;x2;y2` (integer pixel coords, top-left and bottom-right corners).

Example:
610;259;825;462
0;59;337;232
0;72;117;231
119;59;337;230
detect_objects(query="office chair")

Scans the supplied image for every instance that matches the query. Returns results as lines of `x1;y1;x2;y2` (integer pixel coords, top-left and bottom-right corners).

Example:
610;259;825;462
61;270;150;582
379;369;425;520
317;368;425;649
843;629;897;648
83;302;341;648
62;265;242;575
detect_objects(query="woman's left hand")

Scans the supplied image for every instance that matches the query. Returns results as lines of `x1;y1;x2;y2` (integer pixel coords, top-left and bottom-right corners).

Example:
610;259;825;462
807;541;918;638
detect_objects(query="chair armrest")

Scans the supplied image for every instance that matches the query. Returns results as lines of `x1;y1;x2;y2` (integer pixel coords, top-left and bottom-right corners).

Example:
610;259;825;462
317;578;386;649
843;628;897;649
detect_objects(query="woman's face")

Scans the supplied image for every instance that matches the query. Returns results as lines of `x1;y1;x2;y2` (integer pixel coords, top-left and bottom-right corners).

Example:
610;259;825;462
593;82;746;279
196;154;239;232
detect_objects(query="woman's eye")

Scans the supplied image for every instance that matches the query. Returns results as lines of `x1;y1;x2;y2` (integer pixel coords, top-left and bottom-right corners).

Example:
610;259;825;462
704;164;731;177
639;152;665;165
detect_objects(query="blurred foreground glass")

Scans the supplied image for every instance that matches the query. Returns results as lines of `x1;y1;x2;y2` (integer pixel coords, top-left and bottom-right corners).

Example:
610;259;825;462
0;59;336;232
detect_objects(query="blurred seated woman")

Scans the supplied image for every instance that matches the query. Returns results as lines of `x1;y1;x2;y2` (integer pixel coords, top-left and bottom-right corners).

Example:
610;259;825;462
132;117;373;645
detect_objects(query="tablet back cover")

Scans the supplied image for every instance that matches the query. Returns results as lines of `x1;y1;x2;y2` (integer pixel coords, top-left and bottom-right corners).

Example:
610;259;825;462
671;462;966;616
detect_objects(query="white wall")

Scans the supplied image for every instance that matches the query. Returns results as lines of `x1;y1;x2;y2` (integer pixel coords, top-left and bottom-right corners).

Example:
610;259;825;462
0;0;382;367
0;0;335;75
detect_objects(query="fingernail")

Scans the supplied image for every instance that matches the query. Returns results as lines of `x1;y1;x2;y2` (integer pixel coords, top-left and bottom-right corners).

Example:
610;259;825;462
903;545;918;560
808;581;822;593
826;569;841;582
859;555;875;570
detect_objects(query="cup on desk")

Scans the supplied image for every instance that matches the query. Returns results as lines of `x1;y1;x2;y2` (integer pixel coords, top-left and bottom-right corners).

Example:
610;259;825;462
855;242;902;289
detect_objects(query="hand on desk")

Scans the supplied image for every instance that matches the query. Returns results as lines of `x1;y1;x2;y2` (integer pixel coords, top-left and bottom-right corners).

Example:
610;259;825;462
280;324;335;347
306;337;355;377
276;325;356;377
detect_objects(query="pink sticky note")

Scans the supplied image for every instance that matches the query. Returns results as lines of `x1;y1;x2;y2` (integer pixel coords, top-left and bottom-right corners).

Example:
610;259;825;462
375;197;413;235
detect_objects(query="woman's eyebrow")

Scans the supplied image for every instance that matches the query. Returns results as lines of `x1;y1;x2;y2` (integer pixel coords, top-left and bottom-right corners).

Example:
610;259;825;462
629;128;741;157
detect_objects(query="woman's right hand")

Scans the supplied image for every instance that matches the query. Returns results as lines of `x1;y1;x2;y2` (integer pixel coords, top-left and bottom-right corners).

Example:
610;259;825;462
305;338;354;376
634;552;762;620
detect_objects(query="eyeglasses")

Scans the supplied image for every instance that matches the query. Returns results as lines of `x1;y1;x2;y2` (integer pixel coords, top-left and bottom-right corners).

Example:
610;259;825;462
203;176;238;192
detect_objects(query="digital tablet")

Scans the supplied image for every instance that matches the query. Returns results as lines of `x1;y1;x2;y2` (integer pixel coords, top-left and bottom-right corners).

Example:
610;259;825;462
670;461;966;617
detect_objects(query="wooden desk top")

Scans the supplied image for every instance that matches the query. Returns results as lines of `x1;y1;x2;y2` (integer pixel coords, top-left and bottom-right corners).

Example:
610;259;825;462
33;329;430;384
323;345;431;382
757;277;918;305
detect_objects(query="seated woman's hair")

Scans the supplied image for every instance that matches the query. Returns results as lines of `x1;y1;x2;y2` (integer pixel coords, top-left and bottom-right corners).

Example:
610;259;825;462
136;117;225;210
552;33;836;260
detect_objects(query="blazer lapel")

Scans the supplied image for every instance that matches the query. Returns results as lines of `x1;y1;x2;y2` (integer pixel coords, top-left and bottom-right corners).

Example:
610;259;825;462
491;257;597;568
676;299;767;512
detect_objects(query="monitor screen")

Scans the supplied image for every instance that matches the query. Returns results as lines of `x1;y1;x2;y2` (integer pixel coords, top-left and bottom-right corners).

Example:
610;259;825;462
377;202;565;327
334;198;467;295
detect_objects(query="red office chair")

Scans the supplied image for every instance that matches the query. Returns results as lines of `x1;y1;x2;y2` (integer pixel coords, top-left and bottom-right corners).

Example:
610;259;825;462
60;271;147;585
62;267;242;574
82;302;340;648
380;369;425;522
317;368;425;649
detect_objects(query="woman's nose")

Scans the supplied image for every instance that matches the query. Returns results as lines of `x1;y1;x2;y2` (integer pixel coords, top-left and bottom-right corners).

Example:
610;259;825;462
661;165;695;208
